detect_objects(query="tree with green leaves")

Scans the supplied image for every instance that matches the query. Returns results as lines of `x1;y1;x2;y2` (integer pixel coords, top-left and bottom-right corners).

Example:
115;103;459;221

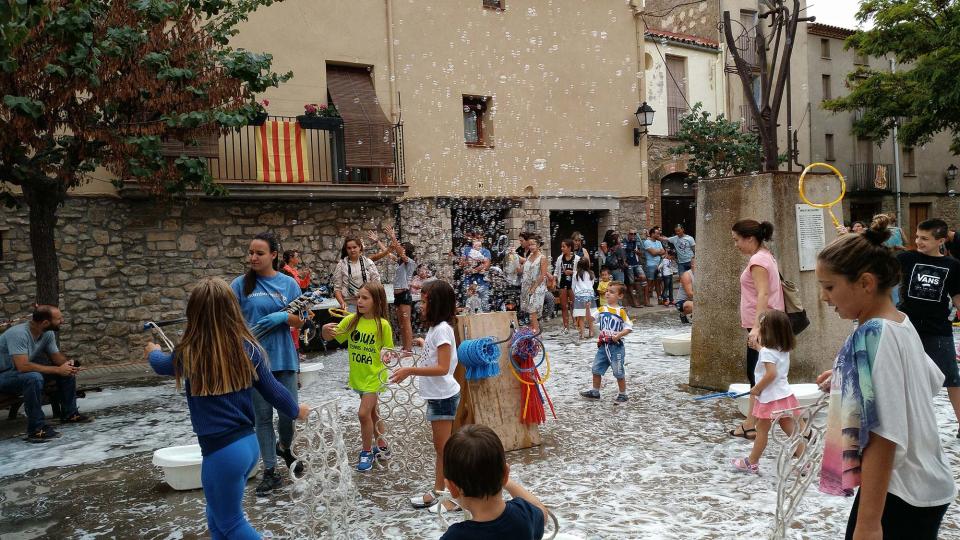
824;0;960;154
668;103;762;180
0;0;290;306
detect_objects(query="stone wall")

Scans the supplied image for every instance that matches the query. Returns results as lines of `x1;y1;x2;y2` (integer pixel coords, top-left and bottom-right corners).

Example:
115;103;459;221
398;198;454;281
1;192;656;364
0;196;396;364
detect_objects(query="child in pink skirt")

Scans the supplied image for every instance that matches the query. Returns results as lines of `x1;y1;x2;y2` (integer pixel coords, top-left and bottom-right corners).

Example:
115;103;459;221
732;309;801;474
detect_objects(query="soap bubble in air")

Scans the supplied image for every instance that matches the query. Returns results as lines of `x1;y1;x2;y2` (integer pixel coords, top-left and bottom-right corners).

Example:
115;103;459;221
533;159;547;170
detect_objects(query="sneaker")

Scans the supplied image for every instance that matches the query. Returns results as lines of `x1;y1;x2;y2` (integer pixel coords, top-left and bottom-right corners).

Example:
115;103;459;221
679;314;691;324
255;468;282;496
373;445;391;460
26;425;61;443
579;388;601;399
60;412;93;424
615;393;629;403
277;443;304;477
731;457;759;474
357;450;374;472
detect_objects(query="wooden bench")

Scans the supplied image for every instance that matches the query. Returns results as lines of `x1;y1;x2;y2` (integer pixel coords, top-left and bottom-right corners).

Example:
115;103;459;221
0;382;101;421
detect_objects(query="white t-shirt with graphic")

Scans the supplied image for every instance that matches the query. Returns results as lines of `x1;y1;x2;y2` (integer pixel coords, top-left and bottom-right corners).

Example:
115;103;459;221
418;321;461;400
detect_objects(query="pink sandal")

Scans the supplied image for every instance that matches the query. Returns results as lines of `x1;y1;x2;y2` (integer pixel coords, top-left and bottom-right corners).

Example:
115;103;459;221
731;457;759;474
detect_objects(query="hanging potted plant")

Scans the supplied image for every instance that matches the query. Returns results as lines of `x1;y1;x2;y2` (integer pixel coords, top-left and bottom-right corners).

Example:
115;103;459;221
248;99;270;126
297;102;343;129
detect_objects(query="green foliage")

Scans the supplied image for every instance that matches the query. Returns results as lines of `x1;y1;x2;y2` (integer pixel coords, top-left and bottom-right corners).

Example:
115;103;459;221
0;0;292;198
823;0;960;154
668;103;762;179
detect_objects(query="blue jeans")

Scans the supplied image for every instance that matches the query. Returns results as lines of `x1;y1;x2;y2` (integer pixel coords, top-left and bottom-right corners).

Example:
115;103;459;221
202;434;262;539
611;269;625;283
661;275;674;303
593;342;626;379
0;369;78;432
252;370;298;469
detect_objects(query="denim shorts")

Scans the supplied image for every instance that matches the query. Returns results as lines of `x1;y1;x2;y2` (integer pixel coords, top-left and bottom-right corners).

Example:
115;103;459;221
425;392;461;421
919;333;960;387
394;289;413;306
644;264;658;281
625;265;644;284
593;342;626;379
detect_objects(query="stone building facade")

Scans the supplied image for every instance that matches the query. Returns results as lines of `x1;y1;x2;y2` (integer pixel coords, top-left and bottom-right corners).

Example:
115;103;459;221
1;197;404;363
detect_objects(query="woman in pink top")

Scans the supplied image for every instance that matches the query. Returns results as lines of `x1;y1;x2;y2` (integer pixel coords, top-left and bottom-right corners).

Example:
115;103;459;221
729;219;784;440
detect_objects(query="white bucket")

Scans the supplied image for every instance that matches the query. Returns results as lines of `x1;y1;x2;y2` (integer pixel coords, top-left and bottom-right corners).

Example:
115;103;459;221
299;362;324;387
729;383;824;417
661;332;691;356
153;444;257;490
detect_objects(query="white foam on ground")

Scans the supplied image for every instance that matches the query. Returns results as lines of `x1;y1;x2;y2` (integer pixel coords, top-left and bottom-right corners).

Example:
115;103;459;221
1;318;959;539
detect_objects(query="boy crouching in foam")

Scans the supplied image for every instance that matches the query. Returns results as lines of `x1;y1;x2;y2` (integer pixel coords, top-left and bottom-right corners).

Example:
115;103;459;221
440;425;548;540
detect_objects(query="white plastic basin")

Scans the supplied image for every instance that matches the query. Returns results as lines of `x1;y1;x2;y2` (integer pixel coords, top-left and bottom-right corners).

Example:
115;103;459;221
729;383;824;417
299;362;324;387
662;332;691;356
153;444;256;490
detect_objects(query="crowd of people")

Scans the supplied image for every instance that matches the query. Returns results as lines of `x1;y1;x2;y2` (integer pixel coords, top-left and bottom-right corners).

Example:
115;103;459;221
3;212;960;539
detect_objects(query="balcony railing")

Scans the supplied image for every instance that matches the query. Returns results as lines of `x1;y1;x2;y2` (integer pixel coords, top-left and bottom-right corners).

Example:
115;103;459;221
210;115;405;186
667;107;687;137
850;163;893;192
740;105;759;133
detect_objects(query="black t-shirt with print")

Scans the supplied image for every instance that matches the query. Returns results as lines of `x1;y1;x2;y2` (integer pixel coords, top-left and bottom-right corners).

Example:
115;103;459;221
896;251;960;335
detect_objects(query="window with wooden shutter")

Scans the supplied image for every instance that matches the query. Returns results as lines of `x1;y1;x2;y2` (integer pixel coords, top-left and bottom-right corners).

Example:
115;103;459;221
326;66;395;170
463;95;491;146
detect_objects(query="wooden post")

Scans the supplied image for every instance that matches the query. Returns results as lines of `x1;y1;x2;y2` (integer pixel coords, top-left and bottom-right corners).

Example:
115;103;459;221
452;311;541;451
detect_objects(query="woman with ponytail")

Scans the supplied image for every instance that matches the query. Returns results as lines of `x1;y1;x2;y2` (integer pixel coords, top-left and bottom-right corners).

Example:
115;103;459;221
230;231;305;496
728;219;784;440
815;220;953;539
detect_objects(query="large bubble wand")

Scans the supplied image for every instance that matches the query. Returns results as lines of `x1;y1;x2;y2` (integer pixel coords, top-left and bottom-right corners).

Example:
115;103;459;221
798;162;846;229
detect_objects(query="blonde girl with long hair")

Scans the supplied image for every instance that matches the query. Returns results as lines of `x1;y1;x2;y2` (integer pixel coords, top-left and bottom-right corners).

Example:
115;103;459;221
321;281;394;472
146;278;308;539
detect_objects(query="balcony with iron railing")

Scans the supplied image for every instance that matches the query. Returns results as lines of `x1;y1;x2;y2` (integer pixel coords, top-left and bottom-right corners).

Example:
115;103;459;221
119;115;407;200
849;163;893;192
667;107;687;137
740;105;759;134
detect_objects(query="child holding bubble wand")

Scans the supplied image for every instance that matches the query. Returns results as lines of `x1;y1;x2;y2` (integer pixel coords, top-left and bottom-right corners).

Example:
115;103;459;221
146;277;310;539
321;282;394;472
731;309;802;474
389;280;462;514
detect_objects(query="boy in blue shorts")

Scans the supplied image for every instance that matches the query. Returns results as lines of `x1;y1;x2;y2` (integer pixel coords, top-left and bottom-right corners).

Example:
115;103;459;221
440;425;547;540
579;282;633;403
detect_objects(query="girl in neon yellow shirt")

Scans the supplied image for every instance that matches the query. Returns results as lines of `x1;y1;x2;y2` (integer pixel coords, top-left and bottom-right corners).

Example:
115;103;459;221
322;282;394;472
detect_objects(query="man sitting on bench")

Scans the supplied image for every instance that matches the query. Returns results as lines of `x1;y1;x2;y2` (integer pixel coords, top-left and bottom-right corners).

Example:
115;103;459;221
0;305;92;442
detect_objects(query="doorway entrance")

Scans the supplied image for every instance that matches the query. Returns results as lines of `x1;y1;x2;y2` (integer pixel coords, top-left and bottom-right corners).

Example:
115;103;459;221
549;210;601;256
660;173;696;237
908;202;931;248
849;200;882;227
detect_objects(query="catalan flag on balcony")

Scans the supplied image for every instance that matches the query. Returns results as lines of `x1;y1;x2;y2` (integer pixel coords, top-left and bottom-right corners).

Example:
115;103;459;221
256;120;311;183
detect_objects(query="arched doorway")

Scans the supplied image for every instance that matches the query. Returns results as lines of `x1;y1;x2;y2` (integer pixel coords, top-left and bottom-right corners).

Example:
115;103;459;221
660;173;697;237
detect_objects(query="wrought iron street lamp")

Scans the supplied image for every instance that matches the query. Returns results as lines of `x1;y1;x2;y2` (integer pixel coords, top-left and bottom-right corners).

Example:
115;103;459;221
634;102;655;146
947;164;958;183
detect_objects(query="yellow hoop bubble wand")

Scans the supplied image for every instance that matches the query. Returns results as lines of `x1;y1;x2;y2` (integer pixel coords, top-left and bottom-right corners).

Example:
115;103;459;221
798;162;846;229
